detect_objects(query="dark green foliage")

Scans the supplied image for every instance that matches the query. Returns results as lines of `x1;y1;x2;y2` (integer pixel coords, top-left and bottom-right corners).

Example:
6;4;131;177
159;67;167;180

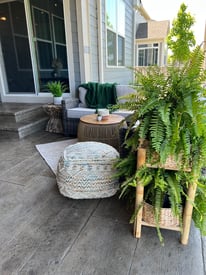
46;81;68;97
115;46;206;243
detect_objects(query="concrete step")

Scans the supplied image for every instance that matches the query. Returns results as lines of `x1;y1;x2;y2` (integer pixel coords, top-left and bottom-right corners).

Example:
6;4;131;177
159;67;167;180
0;103;46;122
0;103;49;138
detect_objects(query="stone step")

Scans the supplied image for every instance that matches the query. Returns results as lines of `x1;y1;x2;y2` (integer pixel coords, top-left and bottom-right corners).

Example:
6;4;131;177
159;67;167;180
0;116;49;139
0;103;49;138
0;103;46;123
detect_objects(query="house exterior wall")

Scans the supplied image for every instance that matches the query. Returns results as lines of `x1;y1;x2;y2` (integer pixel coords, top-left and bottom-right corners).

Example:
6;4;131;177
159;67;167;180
72;0;137;89
0;0;139;102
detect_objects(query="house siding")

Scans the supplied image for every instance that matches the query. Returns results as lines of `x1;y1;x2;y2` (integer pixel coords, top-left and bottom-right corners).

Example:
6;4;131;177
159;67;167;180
69;0;136;88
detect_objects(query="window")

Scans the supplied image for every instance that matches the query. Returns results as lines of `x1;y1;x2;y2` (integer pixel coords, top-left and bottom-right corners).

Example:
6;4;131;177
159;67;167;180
106;0;125;67
137;43;159;66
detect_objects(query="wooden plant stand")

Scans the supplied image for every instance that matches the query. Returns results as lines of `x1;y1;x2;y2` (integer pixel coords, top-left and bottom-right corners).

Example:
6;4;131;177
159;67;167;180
133;145;197;245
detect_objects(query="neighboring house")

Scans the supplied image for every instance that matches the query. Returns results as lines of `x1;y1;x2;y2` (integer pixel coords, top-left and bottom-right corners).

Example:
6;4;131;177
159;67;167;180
135;3;170;67
0;0;140;104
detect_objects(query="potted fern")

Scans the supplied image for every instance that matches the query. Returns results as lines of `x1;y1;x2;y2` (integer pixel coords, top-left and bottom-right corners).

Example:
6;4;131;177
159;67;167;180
46;81;68;105
115;45;206;243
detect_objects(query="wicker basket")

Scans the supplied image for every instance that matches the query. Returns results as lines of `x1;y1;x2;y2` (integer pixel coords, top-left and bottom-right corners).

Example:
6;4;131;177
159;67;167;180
142;202;181;228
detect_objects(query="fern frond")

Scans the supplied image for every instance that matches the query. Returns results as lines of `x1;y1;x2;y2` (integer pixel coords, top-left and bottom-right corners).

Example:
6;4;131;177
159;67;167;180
150;110;165;152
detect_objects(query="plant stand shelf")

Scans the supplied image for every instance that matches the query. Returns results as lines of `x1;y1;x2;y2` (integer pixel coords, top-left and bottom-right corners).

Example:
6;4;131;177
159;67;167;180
134;146;197;245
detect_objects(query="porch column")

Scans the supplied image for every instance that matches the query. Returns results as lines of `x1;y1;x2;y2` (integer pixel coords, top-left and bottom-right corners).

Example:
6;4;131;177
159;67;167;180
76;0;91;83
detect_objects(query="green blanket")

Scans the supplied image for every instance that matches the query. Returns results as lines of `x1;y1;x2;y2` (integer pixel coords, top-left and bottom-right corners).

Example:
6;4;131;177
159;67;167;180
79;82;117;109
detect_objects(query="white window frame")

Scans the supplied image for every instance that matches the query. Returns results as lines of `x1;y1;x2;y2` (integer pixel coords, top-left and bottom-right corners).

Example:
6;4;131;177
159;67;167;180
106;0;125;68
137;43;159;67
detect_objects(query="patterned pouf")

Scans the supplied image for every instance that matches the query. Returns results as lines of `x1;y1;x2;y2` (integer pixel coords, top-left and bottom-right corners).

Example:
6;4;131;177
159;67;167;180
56;141;120;199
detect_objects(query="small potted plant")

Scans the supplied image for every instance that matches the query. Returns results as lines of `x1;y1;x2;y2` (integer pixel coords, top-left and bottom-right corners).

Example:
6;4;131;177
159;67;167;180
46;81;68;105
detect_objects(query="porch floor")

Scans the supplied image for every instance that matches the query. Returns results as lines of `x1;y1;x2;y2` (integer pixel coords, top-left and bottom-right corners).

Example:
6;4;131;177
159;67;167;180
0;130;206;275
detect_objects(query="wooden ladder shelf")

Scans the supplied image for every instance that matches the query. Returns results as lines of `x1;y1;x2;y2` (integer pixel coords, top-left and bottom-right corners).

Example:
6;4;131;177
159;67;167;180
133;146;197;245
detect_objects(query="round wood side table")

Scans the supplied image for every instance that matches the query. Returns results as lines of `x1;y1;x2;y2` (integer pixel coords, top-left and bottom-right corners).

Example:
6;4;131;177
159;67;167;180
77;114;125;150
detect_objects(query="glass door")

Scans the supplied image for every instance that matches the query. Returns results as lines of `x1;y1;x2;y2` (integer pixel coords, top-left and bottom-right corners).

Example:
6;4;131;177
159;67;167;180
0;0;35;93
30;0;69;92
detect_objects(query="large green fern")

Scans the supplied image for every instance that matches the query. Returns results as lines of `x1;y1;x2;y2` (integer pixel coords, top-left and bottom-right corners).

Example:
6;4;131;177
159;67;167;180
114;46;206;243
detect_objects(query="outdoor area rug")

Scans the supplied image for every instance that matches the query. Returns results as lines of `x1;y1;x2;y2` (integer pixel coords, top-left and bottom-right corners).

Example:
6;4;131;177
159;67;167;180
36;138;77;174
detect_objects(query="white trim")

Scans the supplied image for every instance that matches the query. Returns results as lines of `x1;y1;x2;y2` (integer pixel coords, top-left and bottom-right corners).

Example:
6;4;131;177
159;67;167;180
24;0;40;94
76;0;91;82
97;0;104;82
63;0;75;96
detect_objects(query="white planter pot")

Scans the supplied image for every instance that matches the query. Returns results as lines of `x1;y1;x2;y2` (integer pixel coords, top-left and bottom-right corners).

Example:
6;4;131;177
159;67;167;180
53;96;62;105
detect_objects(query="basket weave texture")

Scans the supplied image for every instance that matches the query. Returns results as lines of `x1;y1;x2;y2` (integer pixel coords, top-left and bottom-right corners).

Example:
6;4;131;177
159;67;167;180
56;141;120;199
142;202;181;227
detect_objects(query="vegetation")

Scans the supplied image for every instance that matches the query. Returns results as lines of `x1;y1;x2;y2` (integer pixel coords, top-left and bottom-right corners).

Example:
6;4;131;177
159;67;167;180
46;81;68;97
167;3;196;64
115;45;206;243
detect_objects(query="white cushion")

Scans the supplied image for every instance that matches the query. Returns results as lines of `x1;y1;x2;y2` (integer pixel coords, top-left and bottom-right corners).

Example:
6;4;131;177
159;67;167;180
78;87;87;107
67;107;96;118
112;109;134;118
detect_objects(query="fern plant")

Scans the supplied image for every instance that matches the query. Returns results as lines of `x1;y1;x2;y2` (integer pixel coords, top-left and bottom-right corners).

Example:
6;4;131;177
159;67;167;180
115;46;206;243
46;81;68;97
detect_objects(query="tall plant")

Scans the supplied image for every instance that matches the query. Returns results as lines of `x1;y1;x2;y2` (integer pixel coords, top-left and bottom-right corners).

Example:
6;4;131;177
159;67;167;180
115;46;206;243
167;3;196;64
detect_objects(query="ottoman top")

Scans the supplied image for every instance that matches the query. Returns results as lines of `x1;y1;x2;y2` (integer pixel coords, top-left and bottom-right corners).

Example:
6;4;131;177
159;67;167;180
63;141;119;161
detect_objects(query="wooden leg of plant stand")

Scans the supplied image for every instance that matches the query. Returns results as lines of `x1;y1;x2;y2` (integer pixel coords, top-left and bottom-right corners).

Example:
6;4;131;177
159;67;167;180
134;147;146;238
181;182;197;245
134;185;144;238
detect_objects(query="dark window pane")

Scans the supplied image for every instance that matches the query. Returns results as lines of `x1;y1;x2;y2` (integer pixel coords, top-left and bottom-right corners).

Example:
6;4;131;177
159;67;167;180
33;8;51;40
153;48;158;64
107;30;116;66
37;41;53;69
53;16;65;43
15;36;32;69
138;44;147;48
56;45;67;68
10;2;27;35
138;49;144;66
118;35;124;66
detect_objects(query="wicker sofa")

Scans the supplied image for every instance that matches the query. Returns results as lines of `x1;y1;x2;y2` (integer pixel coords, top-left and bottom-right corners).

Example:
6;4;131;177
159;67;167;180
62;84;135;137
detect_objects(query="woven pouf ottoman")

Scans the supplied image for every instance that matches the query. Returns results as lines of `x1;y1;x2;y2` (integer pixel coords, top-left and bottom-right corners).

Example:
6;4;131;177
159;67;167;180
56;141;120;199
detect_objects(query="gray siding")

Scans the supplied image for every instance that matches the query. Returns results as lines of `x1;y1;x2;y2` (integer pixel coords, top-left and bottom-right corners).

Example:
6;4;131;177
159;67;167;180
69;0;136;89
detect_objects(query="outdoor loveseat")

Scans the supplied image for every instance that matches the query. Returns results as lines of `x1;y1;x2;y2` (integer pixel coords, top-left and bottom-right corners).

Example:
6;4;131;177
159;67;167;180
62;83;135;137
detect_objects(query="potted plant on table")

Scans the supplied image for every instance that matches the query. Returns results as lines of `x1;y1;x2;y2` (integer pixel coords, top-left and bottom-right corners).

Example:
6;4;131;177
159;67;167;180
46;81;68;105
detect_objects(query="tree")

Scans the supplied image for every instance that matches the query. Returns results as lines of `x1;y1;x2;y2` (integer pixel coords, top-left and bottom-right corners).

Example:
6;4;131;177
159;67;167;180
167;3;196;64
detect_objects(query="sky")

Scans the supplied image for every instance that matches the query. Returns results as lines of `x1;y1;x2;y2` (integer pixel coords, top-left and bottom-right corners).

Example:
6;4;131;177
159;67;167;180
142;0;206;45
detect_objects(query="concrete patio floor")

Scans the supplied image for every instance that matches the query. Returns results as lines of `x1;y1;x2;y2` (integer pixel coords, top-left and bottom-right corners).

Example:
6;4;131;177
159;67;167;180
0;130;206;275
